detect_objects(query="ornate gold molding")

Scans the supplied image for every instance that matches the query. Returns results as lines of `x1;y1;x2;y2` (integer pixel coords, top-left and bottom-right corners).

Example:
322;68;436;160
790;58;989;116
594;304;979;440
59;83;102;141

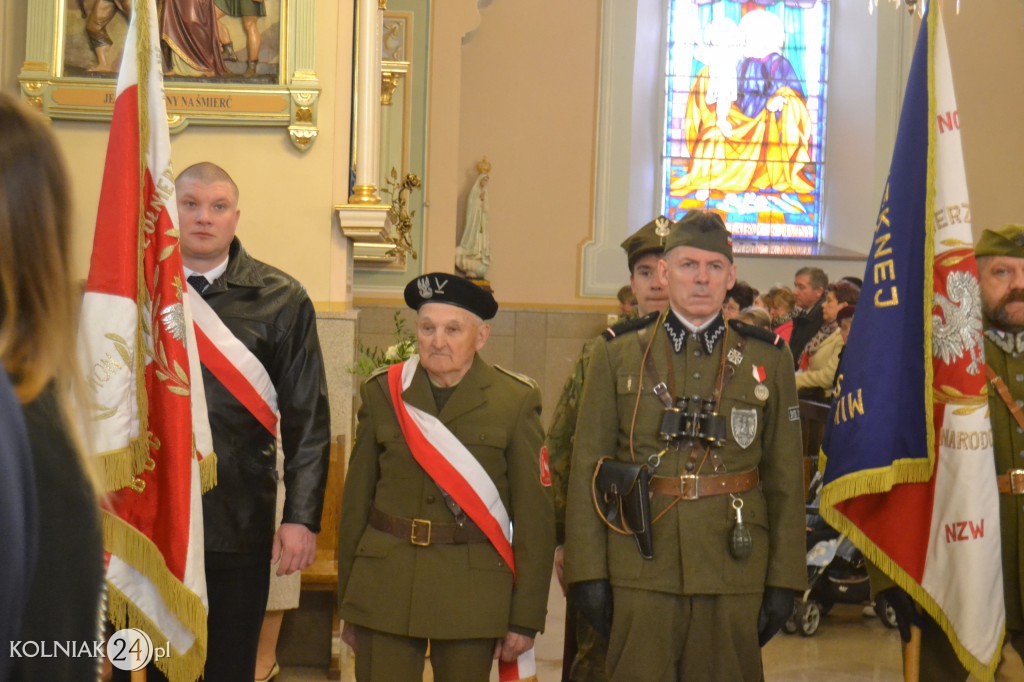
381;71;401;105
349;185;382;205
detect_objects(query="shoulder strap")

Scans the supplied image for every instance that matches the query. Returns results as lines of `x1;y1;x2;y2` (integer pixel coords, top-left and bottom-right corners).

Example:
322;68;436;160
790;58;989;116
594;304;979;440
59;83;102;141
986;365;1024;431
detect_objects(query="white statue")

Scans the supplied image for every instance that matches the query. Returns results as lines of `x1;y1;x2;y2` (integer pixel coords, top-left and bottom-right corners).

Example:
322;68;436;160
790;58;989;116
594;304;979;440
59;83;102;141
455;158;491;280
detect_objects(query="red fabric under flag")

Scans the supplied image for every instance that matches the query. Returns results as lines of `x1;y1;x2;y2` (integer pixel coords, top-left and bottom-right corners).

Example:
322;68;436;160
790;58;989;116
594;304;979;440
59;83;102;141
76;1;214;679
818;6;1003;680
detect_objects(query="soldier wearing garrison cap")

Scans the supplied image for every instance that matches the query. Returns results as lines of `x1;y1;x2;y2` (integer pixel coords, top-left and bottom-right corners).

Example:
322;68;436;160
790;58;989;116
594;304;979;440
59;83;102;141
547;216;671;681
338;272;555;682
564;211;805;681
876;224;1024;680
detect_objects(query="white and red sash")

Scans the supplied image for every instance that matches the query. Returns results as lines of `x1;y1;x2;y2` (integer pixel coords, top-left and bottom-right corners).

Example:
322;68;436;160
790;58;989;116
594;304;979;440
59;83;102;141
387;357;516;576
187;284;279;436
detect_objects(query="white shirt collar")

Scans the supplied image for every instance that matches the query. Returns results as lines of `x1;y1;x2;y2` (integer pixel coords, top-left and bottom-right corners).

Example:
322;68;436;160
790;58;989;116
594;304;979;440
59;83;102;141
670;307;716;333
183;256;229;284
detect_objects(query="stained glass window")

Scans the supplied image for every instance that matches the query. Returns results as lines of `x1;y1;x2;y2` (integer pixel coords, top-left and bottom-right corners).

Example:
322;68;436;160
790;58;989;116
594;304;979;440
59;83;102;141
663;0;831;241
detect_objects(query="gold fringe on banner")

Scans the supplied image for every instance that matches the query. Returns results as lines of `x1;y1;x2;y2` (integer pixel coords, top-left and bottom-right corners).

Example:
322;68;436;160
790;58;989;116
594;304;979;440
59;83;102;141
97;435;151;491
103;510;208;682
198;452;218;493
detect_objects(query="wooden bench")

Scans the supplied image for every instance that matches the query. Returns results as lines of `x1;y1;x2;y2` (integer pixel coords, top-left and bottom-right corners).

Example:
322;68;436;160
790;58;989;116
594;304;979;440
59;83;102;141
799;399;830;501
300;434;345;676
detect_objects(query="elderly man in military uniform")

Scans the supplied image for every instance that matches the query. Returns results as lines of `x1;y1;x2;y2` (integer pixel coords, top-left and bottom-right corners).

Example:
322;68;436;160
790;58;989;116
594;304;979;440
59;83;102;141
880;224;1024;679
564;211;805;681
548;215;671;681
338;273;555;682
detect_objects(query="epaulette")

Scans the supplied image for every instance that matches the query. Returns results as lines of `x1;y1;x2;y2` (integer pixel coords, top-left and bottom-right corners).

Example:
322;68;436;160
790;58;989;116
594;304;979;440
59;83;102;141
727;319;787;348
602;311;659;340
495;365;538;388
368;364;391;383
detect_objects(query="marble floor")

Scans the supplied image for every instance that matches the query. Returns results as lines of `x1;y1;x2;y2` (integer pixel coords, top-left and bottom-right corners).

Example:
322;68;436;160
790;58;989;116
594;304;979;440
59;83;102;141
277;573;904;681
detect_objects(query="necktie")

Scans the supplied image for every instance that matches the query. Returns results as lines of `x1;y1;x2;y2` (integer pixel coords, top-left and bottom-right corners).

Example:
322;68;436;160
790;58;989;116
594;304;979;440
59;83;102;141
187;274;210;294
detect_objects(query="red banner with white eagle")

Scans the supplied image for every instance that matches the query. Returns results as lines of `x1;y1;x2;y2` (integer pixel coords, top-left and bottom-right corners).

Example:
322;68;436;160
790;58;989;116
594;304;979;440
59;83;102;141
76;1;214;679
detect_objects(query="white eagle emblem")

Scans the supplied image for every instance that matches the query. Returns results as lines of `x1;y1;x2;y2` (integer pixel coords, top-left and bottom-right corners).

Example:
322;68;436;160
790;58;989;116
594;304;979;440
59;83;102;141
932;270;983;375
417;276;433;299
160;303;186;341
731;408;757;449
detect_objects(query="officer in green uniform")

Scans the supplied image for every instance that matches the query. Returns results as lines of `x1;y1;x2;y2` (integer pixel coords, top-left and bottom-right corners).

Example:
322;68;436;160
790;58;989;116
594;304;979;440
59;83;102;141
879;224;1024;679
548;215;671;681
338;273;555;682
564;211;806;681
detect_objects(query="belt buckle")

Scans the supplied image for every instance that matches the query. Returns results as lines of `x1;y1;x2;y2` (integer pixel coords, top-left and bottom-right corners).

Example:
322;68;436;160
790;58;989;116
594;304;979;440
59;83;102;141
680;474;699;500
1010;470;1024;495
410;518;432;546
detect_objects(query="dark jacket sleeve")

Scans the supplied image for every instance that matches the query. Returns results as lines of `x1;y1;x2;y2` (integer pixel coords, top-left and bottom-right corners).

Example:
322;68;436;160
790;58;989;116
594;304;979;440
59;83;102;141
273;293;332;532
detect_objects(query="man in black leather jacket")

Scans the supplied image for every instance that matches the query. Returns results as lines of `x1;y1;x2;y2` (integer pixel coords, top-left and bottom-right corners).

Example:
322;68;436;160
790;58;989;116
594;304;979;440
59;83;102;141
175;162;331;681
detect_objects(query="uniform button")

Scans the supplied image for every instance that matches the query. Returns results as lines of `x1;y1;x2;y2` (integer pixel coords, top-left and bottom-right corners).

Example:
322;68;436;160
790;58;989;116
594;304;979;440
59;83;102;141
479;434;486;441
1017;374;1024;383
426;495;436;503
693;372;701;380
1019;452;1024;459
1015;353;1021;359
694;350;701;357
1018;427;1023;435
1016;400;1023;408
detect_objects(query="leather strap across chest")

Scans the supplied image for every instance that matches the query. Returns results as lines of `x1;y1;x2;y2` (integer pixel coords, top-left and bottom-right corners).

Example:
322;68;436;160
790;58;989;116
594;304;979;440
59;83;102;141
984;365;1024;496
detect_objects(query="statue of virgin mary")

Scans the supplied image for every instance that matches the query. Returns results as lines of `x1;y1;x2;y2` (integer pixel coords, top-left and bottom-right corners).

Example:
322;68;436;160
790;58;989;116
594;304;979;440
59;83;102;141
455;158;491;280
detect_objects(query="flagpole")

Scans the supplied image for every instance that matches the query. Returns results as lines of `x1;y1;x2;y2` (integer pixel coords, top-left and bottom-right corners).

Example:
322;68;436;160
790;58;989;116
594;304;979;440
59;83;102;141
902;625;921;682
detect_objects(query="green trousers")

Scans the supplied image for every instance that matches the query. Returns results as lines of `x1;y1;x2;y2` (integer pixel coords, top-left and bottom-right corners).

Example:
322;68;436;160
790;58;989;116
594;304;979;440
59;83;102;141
918;614;1024;682
353;626;494;682
607;586;763;682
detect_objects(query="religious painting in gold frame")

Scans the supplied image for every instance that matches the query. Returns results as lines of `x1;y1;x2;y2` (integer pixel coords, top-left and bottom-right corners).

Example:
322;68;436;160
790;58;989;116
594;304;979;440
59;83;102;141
19;0;320;150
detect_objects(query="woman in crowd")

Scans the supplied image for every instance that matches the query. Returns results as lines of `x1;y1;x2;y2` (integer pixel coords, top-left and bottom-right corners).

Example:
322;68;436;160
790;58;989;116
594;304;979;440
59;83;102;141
795;280;859;401
0;92;105;680
764;285;796;343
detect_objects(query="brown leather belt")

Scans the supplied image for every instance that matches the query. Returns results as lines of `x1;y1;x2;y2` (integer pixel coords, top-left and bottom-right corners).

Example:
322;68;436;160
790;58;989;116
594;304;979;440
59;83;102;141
649;469;759;500
998;470;1024;495
369;507;489;546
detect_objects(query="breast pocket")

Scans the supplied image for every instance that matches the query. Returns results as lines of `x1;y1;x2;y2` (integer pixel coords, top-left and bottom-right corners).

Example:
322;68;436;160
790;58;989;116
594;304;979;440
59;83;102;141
453;425;508;471
720;396;765;452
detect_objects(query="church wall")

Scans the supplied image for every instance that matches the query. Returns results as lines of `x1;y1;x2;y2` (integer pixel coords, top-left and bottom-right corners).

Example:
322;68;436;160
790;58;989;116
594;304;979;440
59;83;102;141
456;0;604;308
452;0;1024;305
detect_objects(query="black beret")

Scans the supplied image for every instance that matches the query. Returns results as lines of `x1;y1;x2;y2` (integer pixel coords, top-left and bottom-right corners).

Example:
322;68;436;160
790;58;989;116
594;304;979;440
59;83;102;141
404;272;498;320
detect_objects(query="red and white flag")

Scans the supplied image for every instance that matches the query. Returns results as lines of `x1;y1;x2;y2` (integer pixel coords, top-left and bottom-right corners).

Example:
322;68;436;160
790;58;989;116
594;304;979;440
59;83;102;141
77;0;214;679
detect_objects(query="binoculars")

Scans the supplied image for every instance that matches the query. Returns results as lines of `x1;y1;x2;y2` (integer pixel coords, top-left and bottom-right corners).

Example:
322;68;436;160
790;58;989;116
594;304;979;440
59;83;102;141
658;396;726;446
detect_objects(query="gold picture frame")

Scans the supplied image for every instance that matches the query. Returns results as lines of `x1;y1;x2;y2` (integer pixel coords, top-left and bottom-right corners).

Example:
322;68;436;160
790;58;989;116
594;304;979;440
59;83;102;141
19;0;320;150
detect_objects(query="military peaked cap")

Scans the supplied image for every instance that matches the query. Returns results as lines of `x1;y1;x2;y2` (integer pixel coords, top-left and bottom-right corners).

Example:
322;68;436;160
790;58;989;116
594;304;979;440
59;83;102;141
404;272;498;320
975;224;1024;260
665;210;734;262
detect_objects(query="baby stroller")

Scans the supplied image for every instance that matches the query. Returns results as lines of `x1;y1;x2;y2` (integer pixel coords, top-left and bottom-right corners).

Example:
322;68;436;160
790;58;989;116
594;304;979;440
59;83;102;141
783;472;900;637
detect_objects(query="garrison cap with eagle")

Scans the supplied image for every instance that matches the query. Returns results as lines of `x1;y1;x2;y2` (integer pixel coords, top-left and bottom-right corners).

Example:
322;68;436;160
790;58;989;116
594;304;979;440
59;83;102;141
404;272;499;320
665;209;734;262
975;224;1024;259
620;215;672;271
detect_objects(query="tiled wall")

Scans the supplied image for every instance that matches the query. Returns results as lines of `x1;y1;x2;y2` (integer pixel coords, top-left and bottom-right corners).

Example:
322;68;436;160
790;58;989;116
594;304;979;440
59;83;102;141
353;305;613;429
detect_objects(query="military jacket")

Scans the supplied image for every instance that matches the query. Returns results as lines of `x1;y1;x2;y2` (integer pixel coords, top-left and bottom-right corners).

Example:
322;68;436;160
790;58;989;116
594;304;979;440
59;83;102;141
547;337;600;545
338;355;555;639
983;330;1024;630
564;314;806;595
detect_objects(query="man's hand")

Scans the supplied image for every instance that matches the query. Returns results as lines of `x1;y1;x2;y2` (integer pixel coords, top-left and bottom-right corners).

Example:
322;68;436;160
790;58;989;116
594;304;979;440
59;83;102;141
877;587;923;643
341;621;357;653
492;632;534;662
272;522;317;576
569;579;613;640
554;546;566;594
757;587;797;646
